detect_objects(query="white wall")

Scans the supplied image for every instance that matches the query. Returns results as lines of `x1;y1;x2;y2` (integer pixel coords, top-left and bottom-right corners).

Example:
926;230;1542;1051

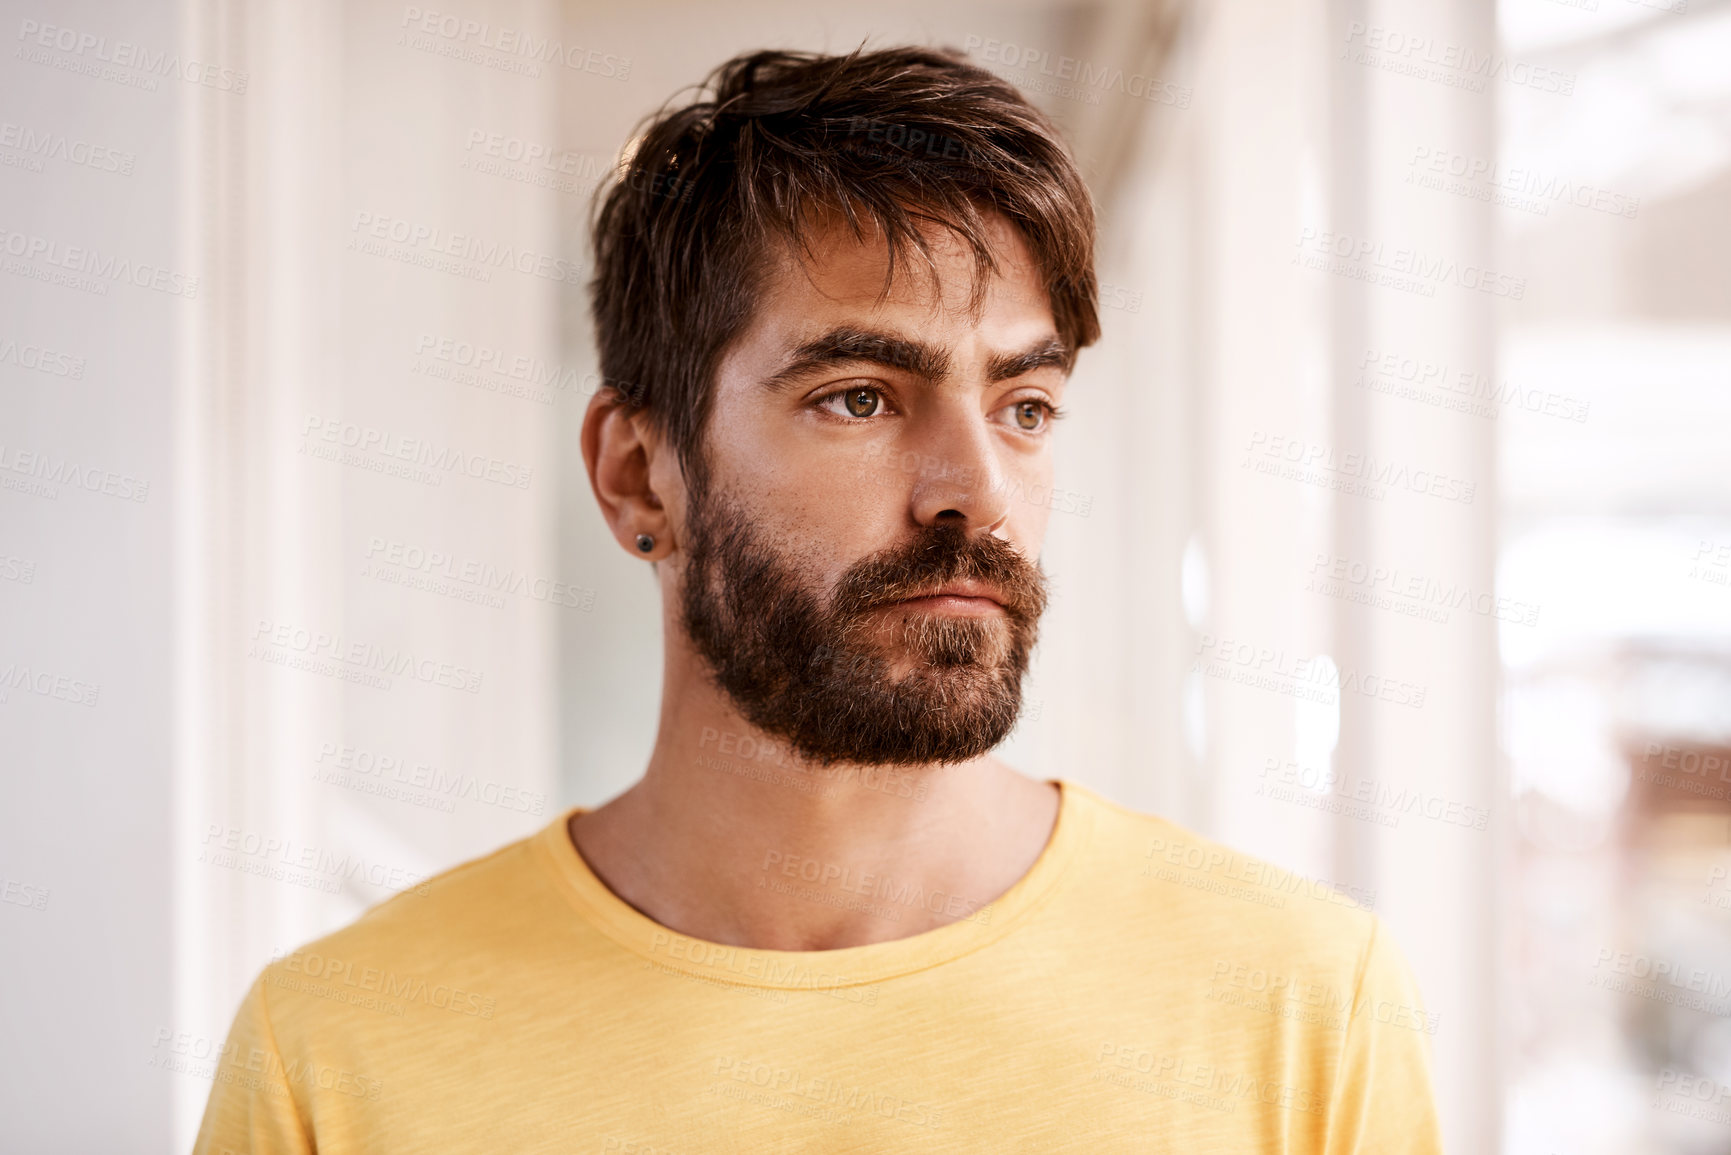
0;0;182;1149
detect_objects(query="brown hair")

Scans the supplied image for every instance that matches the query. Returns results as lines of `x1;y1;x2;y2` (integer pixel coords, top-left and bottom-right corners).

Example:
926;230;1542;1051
588;46;1100;489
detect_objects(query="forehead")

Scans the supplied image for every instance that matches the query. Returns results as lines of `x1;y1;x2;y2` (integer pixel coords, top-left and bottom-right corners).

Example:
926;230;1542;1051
743;210;1058;352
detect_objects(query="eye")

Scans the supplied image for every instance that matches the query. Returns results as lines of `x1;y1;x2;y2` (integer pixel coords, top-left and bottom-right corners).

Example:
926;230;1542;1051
994;398;1059;433
816;387;888;419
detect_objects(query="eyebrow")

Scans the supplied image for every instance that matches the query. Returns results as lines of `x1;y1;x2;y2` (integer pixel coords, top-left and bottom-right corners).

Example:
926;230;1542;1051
985;336;1071;382
760;326;1070;393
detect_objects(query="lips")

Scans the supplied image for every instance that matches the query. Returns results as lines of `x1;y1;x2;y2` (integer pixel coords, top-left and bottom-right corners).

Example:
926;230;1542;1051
825;523;1048;627
899;581;1004;606
884;581;1008;612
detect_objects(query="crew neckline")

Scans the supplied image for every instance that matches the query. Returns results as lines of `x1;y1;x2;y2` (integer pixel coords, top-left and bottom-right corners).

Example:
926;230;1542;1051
530;777;1096;989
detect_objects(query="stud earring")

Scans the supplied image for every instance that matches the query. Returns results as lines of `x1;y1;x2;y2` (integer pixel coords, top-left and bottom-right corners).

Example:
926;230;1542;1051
635;533;655;553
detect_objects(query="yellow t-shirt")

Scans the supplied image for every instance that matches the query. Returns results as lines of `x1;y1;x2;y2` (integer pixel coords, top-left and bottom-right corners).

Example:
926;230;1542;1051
193;778;1443;1153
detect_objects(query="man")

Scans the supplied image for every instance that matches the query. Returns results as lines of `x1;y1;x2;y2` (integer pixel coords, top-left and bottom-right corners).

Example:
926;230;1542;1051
196;47;1443;1152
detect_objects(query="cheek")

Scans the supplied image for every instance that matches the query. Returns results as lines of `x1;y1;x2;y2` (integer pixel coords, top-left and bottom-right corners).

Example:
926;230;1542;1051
1003;453;1056;540
704;438;913;560
704;393;844;497
777;461;912;553
713;416;910;527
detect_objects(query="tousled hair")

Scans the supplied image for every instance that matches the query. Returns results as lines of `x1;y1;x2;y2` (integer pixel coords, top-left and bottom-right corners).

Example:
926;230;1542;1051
588;46;1100;489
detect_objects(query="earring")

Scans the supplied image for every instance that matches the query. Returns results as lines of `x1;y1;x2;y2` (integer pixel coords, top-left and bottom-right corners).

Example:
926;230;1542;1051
635;533;655;553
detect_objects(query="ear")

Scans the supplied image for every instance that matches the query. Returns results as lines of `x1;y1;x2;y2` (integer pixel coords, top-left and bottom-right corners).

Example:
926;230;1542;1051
581;391;674;561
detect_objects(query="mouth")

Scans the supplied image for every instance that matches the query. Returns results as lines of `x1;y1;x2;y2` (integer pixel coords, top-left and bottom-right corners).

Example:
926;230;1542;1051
883;581;1007;617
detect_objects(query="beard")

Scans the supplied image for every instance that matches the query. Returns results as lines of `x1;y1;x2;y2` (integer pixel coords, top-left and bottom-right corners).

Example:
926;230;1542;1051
677;481;1049;768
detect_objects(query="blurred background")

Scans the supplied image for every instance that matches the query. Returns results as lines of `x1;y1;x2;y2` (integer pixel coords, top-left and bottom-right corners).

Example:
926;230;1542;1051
2;0;1728;1150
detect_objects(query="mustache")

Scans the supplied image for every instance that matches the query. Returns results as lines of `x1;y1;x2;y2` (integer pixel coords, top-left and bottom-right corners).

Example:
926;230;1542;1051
827;522;1048;625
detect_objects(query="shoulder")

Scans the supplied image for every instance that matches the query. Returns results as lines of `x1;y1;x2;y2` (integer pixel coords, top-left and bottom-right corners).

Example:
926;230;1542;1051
322;822;551;949
1060;781;1386;990
255;818;567;1029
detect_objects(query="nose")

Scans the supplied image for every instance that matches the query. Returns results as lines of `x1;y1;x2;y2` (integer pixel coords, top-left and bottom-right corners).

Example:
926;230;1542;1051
905;402;1012;534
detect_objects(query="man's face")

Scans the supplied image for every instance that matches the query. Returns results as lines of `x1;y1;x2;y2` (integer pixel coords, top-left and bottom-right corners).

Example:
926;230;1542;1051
674;210;1067;767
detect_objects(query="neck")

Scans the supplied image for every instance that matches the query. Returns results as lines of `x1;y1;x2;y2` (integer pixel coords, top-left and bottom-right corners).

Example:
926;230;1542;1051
568;642;1059;951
